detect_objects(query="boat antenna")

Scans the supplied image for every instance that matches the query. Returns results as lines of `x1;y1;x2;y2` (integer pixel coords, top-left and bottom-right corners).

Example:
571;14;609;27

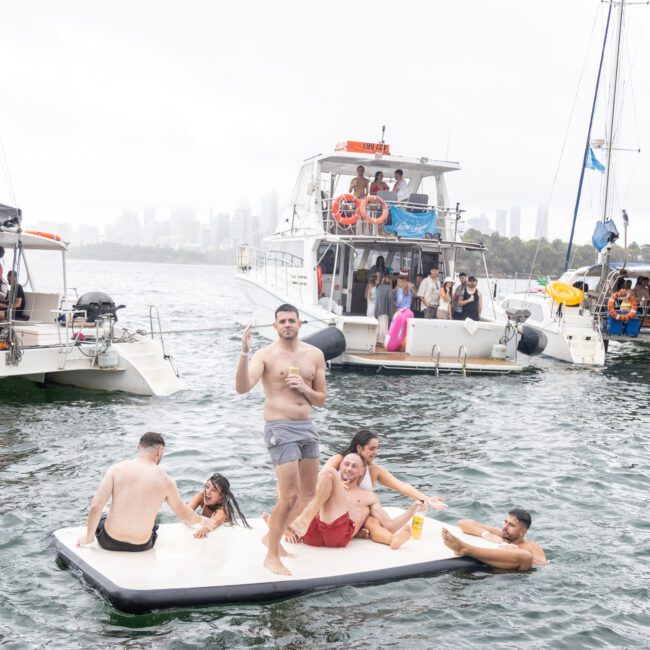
564;1;614;272
380;125;386;144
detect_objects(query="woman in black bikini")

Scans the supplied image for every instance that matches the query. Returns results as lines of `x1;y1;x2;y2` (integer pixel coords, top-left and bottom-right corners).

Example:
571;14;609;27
187;473;250;538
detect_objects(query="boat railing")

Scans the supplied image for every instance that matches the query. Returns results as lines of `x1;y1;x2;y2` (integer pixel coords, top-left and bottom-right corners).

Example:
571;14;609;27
237;246;308;302
317;195;461;238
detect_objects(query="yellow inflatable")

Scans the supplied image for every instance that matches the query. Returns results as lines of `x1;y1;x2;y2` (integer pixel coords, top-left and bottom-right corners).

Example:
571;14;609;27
546;281;584;306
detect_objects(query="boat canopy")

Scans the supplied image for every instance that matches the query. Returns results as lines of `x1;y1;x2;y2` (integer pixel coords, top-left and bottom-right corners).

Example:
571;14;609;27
0;230;68;251
307;151;461;177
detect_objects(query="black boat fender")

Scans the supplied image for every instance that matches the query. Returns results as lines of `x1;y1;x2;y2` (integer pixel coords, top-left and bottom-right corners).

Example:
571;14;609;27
302;327;346;361
517;325;548;356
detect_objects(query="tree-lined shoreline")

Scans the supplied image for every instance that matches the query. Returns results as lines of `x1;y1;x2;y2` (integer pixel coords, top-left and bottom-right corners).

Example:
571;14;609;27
69;232;650;276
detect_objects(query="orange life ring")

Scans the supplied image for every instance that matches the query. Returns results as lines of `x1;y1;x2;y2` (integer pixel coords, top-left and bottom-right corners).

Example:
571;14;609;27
360;195;389;225
25;230;62;241
317;265;323;295
332;194;359;225
607;290;638;321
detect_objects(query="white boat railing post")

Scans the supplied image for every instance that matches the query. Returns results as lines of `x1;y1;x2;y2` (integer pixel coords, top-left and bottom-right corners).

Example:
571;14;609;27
458;345;468;376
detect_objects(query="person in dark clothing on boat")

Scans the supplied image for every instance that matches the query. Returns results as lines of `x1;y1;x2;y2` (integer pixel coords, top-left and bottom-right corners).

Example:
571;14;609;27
457;275;482;321
0;271;28;321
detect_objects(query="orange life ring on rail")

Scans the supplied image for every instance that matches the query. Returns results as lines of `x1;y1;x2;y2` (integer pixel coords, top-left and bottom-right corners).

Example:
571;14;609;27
25;230;62;241
332;194;359;226
359;195;389;225
317;265;323;295
607;290;638;321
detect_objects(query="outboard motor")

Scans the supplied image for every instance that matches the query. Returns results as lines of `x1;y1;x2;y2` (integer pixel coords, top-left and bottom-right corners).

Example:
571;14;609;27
73;292;123;323
517;325;548;356
303;327;346;361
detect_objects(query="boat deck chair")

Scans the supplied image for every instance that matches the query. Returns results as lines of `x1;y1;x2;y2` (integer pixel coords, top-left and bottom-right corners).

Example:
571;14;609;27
405;193;429;213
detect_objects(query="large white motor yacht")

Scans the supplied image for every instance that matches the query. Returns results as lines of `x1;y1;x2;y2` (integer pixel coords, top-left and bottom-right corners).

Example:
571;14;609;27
0;223;184;396
236;140;533;374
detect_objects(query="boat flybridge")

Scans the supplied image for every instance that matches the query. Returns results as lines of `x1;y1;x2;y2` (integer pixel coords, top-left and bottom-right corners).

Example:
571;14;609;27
0;216;184;396
236;141;537;374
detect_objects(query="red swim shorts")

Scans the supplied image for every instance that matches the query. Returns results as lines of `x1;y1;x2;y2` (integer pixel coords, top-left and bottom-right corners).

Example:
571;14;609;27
301;512;356;548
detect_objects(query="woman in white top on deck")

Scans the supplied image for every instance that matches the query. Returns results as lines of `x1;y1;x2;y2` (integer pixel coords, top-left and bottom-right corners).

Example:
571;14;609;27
438;277;454;320
325;430;447;510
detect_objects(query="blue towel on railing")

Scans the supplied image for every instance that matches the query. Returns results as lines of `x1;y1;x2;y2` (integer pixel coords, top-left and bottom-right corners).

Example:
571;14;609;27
384;205;438;238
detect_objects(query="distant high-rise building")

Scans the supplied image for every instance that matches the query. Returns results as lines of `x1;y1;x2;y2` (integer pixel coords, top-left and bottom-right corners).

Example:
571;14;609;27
510;206;521;238
495;209;508;236
78;225;100;245
467;213;491;233
261;191;279;236
170;207;199;246
535;204;548;240
231;206;251;247
141;207;157;245
212;212;231;248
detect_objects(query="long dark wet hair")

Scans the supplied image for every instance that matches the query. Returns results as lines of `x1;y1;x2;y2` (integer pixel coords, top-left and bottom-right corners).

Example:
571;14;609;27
339;430;379;458
204;473;250;528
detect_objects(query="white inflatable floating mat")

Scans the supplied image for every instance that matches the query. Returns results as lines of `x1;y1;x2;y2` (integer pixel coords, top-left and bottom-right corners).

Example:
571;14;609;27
54;509;485;613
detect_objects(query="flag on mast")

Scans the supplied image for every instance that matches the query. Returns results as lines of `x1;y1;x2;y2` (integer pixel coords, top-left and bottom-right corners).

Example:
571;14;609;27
585;147;605;173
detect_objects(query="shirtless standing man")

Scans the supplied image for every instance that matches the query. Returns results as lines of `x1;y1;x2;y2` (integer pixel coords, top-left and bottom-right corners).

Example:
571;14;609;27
77;432;209;551
289;453;423;550
236;304;326;575
349;165;369;199
442;509;547;571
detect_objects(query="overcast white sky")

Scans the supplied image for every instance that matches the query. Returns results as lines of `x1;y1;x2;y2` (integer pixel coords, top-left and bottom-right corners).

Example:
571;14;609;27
0;0;648;244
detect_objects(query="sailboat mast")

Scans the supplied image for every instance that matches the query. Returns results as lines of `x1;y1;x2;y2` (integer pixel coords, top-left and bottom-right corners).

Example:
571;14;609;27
602;0;626;223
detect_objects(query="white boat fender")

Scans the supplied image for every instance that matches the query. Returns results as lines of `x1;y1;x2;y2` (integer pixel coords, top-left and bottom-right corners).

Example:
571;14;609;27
98;345;119;369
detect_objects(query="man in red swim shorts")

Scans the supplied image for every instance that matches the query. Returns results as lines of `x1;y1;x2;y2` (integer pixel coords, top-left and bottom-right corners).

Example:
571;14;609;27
289;453;422;549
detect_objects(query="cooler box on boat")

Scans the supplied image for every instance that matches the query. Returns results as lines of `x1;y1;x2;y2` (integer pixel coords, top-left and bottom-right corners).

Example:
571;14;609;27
607;315;641;337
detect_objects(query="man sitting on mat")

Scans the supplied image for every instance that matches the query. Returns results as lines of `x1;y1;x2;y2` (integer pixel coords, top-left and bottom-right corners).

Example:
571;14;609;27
286;453;425;549
77;432;211;552
442;509;547;571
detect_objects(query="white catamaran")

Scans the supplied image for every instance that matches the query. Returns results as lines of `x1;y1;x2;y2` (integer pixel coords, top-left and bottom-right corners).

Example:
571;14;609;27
0;207;184;396
236;139;541;374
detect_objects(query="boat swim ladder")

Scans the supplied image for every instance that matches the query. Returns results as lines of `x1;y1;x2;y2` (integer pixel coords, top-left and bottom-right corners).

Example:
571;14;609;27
457;345;468;376
431;343;441;376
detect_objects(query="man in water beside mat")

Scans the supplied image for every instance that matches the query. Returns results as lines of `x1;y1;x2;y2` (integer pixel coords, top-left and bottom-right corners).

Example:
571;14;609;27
236;303;327;575
77;432;211;551
442;509;547;570
288;453;424;549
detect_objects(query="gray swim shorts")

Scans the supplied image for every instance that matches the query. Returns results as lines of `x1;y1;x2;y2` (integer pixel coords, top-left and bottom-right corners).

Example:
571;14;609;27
264;419;320;466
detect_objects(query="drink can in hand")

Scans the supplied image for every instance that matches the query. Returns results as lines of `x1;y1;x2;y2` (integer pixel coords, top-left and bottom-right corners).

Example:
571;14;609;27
288;366;300;376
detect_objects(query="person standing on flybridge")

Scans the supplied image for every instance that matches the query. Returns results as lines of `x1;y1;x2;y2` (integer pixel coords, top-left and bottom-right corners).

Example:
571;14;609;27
236;304;326;575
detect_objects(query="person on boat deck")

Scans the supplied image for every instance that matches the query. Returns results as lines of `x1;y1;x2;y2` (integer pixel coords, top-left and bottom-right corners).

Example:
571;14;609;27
412;273;424;317
349;165;369;199
624;279;633;291
77;432;208;552
370;171;389;196
187;473;250;538
451;272;468;320
0;271;28;321
632;276;649;311
284;453;423;549
365;272;380;319
392;169;409;201
325;430;447;511
394;270;414;310
458;275;482;321
442;509;547;571
375;275;394;346
417;266;441;319
369;255;390;277
438;277;454;320
0;247;6;300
